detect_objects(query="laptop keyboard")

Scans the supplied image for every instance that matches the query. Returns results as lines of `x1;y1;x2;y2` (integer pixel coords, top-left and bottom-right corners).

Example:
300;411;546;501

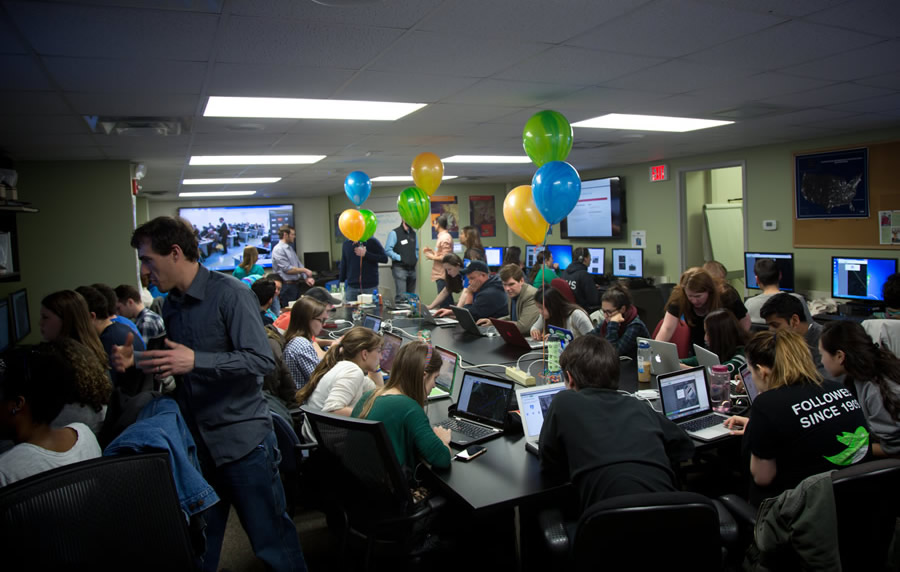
439;418;495;439
681;414;724;433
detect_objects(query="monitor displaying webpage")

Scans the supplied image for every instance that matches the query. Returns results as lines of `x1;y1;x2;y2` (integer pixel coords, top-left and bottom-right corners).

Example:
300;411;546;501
587;247;605;275
660;370;709;421
832;257;897;301
564;178;612;238
485;247;503;266
612;249;642;278
520;386;565;437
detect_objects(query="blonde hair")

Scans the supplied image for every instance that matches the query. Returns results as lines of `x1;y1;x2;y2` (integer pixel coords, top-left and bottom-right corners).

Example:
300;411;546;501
356;341;442;419
745;329;821;390
295;326;382;404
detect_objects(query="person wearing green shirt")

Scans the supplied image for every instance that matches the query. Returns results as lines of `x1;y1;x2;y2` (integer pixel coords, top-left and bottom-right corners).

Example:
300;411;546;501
529;250;560;289
233;246;264;280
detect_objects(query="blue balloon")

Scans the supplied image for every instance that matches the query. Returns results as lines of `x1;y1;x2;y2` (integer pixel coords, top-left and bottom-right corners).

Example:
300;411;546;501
344;171;371;207
531;161;581;225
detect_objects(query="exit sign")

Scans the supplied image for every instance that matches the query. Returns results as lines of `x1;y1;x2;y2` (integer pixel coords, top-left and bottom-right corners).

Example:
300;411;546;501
650;164;668;182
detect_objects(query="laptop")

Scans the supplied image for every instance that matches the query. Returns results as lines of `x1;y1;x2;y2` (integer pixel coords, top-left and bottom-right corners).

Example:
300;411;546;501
516;383;566;455
379;331;404;375
361;313;382;332
428;345;458;401
547;325;574;349
738;363;759;403
693;344;721;369
490;318;544;350
436;371;515;448
637;337;681;375
450;305;498;337
420;303;457;327
657;366;731;442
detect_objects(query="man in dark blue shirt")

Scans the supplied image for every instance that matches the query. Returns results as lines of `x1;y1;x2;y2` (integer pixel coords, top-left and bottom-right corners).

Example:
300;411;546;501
339;237;388;302
112;216;306;572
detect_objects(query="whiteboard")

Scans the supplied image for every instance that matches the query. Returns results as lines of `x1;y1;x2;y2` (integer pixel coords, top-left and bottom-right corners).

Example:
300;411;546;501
374;211;403;266
703;203;744;276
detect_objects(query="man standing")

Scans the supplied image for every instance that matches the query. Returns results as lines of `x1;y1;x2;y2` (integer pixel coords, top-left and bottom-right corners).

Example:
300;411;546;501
477;264;538;335
339;236;388;302
217;217;230;249
384;220;418;302
434;260;507;320
272;224;315;308
112;217;306;572
423;214;453;307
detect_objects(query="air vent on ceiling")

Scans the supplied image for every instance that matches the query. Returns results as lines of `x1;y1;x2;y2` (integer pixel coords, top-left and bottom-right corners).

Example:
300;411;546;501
83;116;189;136
141;190;168;196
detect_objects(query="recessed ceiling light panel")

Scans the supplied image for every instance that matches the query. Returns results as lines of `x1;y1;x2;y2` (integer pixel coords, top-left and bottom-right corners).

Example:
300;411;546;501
371;175;458;182
572;113;733;132
204;96;426;121
442;155;532;164
189;155;325;165
182;177;281;185
179;190;257;197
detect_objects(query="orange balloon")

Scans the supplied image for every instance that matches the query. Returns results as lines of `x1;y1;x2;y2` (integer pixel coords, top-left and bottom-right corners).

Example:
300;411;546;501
503;185;549;245
411;152;444;196
338;209;366;242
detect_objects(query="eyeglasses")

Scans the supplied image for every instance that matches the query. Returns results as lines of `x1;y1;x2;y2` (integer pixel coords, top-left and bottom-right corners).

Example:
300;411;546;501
312;317;327;324
601;309;617;316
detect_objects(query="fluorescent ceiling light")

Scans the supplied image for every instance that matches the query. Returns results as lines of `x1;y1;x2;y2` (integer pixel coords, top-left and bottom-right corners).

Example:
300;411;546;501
371;175;458;182
442;155;531;164
179;190;257;197
204;96;426;121
182;177;281;185
572;113;733;132
189;155;325;166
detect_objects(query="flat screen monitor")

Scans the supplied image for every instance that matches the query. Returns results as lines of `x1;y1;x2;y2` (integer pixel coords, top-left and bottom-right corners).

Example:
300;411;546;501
452;243;463;254
525;245;540;269
546;245;573;271
560;176;625;239
484;247;503;267
177;204;294;272
586;247;605;275
831;256;897;301
303;251;331;273
0;298;10;353
10;288;29;342
744;252;795;292
611;248;643;278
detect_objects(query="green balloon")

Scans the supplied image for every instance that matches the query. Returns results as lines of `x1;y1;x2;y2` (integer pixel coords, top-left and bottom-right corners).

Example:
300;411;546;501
522;110;573;167
397;187;430;229
359;209;377;242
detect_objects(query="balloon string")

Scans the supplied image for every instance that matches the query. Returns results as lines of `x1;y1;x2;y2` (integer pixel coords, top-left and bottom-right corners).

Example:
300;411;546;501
359;246;363;291
539;225;553;365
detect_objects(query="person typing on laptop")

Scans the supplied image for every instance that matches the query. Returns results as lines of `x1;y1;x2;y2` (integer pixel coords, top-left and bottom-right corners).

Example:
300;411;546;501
539;336;695;511
476;264;539;335
530;288;593;341
433;260;507;320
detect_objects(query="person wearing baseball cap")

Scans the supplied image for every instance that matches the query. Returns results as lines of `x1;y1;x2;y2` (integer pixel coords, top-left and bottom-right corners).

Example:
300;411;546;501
434;260;507;321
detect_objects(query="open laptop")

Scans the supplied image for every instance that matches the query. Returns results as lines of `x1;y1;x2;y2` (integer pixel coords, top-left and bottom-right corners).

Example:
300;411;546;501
738;363;759;403
361;313;382;332
379;331;404;376
450;305;498;337
547;325;574;349
516;383;566;455
490;318;544;350
420;304;457;327
693;344;721;369
637;337;681;375
657;366;731;442
428;345;458;401
435;371;515;448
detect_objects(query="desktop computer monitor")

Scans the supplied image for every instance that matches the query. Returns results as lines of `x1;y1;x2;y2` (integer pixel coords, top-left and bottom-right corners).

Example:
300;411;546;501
831;257;897;301
453;243;464;254
546;245;573;271
484;247;503;267
303;251;332;273
744;252;795;291
10;288;29;342
586;247;605;275
0;298;9;353
525;245;540;269
611;248;643;278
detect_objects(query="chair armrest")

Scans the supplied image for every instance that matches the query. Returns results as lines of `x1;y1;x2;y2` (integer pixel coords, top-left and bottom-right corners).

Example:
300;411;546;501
538;508;570;557
712;499;739;546
717;494;757;526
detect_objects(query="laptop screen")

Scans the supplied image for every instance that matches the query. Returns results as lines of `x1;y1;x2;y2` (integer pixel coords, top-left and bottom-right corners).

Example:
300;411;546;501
519;384;565;438
362;314;381;332
457;372;512;424
380;332;403;373
739;364;759;402
658;368;711;422
434;346;458;393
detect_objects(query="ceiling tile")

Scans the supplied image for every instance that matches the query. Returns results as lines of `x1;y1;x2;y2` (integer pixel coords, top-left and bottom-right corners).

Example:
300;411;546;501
336;70;480;103
826;93;900;115
192;116;298;134
693;0;850;18
4;54;53;90
496;46;664;85
229;0;441;27
43;57;207;94
763;82;894;108
441;79;582;107
605;60;754;95
0;11;27;54
856;72;900;91
0;91;70;115
778;40;900;81
208;63;355;98
65;92;200;116
540;86;666;116
43;0;224;13
695;73;834;102
805;0;900;38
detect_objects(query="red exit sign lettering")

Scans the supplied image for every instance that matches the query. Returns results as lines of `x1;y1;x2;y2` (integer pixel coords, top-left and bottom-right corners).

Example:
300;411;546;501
650;164;668;182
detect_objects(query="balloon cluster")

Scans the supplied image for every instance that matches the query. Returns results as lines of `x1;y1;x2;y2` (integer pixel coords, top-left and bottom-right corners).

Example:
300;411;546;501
505;110;582;245
339;171;377;242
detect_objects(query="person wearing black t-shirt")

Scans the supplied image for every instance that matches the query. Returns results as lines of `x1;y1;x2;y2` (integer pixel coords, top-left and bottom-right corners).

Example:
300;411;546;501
723;329;871;506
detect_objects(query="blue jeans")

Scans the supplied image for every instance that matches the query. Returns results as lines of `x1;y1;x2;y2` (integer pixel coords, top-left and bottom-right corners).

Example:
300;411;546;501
280;281;301;308
201;431;307;572
344;285;375;303
392;266;417;301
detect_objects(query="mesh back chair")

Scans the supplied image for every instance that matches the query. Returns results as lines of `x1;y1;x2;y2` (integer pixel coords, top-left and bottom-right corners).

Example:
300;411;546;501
0;452;195;570
303;407;445;570
271;411;317;516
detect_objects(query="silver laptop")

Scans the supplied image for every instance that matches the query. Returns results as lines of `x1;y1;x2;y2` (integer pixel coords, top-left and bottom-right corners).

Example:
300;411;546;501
420;303;457;327
657;366;731;442
449;305;498;337
738;363;759;403
428;345;458;401
693;344;721;370
516;383;566;455
637;337;681;375
379;331;404;374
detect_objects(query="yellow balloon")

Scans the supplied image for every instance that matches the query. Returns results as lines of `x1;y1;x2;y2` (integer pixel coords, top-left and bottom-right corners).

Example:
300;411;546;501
503;185;549;245
338;209;366;242
411;152;444;196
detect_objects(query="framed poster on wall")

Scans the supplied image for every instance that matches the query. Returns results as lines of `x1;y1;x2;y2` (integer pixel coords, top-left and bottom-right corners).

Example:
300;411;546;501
795;148;868;219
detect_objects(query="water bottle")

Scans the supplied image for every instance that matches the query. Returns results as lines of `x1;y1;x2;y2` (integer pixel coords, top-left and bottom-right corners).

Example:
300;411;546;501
637;340;652;383
544;339;563;385
709;364;731;413
372;288;380;306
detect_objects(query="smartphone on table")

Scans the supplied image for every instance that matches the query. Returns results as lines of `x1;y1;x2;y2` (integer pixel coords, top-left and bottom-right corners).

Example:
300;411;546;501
454;445;487;462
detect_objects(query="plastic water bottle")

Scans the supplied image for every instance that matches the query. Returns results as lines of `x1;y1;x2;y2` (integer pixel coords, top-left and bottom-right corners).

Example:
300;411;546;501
545;339;563;385
709;365;731;413
637;340;652;383
372;288;380;306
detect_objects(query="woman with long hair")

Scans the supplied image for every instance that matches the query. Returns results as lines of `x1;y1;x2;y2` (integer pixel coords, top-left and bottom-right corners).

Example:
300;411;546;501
353;342;451;471
530;287;593;341
40;290;109;371
233;246;263;280
460;225;485;262
723;329;870;505
502;245;523;268
426;253;468;310
820;320;900;457
592;284;650;358
283;296;329;390
528;250;560;288
680;308;748;373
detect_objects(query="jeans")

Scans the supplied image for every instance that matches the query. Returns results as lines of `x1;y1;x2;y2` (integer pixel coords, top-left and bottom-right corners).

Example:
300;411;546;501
201;431;307;572
344;285;375;303
280;281;301;308
392;265;417;301
435;279;452;308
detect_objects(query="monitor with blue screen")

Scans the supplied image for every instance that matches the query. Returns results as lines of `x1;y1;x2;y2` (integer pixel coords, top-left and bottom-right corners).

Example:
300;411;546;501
611;248;643;278
831;257;897;301
745;252;795;291
546;245;573;271
484;247;503;267
525;245;540;268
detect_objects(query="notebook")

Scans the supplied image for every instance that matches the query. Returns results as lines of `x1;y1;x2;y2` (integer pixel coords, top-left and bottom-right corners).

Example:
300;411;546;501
657;366;731;442
516;382;566;456
738;363;759;403
428;345;458;401
490;318;544;349
436;371;514;448
420;304;457;327
450;305;498;337
693;344;721;369
379;331;403;374
637;337;681;375
361;313;382;332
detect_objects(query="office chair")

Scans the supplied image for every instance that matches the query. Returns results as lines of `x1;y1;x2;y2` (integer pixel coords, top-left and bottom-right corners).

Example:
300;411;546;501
0;452;195;570
718;458;900;571
631;286;666;330
550;278;577;304
652;317;692;358
540;491;727;571
303;407;447;571
271;411;318;517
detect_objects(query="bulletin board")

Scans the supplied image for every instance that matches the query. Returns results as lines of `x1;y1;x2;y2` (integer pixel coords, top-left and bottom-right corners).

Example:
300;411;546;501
793;141;900;249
